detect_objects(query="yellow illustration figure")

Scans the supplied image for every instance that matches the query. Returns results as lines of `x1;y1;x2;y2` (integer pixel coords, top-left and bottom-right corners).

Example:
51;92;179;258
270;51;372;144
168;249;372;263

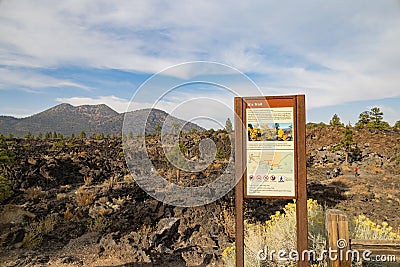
248;126;262;141
277;128;284;140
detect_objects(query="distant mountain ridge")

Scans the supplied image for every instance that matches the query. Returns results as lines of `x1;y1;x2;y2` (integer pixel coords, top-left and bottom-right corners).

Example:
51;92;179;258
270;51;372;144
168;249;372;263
0;104;204;137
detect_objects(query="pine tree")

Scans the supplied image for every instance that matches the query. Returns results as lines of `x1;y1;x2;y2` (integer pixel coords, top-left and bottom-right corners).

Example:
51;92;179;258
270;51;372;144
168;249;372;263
225;118;233;133
154;124;162;135
24;131;33;140
44;132;51;140
355;111;370;129
329;114;344;126
341;125;356;164
368;107;390;130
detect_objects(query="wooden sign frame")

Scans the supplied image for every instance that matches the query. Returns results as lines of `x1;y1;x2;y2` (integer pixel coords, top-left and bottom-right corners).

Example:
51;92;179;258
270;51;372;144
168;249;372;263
234;95;308;267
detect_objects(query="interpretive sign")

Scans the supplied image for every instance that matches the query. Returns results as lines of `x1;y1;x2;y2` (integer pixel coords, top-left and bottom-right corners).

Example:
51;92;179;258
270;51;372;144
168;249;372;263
234;95;308;267
246;103;295;197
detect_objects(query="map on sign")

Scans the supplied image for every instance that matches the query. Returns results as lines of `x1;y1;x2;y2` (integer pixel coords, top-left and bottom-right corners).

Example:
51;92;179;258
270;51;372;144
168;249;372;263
247;151;293;174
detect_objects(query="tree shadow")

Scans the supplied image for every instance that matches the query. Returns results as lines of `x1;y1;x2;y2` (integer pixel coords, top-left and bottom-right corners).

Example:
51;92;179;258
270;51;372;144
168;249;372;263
307;181;349;208
243;181;350;223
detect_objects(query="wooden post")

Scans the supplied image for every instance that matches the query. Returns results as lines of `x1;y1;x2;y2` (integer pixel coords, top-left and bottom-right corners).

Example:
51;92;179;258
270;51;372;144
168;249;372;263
351;239;400;259
326;209;351;267
234;97;245;267
296;95;308;267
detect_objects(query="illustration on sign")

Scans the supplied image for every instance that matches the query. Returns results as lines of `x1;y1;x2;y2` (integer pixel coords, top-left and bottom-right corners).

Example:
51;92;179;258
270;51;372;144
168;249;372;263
246;106;295;197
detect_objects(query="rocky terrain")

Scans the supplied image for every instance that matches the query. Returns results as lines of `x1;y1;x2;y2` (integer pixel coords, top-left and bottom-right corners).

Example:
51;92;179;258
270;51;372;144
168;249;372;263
306;126;400;228
0;126;399;266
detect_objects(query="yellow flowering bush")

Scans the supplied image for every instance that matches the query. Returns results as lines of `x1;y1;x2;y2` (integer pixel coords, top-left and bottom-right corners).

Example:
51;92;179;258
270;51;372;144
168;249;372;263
351;215;400;240
222;199;326;267
222;201;400;266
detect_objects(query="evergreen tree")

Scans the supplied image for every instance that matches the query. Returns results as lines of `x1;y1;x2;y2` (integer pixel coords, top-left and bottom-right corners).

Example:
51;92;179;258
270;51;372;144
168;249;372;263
354;108;389;130
37;132;43;140
329;114;344;126
44;132;51;140
80;131;86;139
394;120;400;129
24;131;33;140
355;111;370;129
154;124;162;135
225;118;233;133
341;125;356;164
368;107;390;130
369;107;383;123
95;133;104;140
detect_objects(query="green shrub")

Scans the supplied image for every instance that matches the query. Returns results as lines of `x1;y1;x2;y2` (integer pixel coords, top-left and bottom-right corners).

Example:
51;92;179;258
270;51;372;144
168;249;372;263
88;216;110;233
0;150;15;164
0;175;13;203
395;155;400;165
331;144;342;152
23;214;58;249
166;144;188;170
215;147;226;160
52;141;65;149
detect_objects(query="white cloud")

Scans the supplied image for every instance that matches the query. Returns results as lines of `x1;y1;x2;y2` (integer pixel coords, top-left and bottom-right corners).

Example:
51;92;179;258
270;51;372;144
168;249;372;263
1;0;400;110
0;68;90;91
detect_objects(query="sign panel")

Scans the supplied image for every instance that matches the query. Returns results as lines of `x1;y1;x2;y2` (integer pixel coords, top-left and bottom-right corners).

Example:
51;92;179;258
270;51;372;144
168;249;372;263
244;98;297;198
235;95;307;267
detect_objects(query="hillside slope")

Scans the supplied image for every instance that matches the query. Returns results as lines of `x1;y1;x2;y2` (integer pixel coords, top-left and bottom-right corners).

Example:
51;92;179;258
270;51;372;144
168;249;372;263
0;104;204;137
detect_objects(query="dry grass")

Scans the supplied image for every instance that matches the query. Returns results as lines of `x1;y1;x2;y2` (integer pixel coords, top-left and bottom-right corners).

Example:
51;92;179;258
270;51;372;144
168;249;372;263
25;186;44;200
64;206;79;221
56;193;67;200
102;176;121;192
333;176;356;187
351;184;370;196
123;174;134;182
365;164;385;174
23;214;58;249
75;186;96;207
218;203;235;240
84;176;93;185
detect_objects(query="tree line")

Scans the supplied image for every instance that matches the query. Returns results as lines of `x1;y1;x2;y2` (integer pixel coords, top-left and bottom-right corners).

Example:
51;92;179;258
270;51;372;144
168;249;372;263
0;131;115;141
312;106;400;130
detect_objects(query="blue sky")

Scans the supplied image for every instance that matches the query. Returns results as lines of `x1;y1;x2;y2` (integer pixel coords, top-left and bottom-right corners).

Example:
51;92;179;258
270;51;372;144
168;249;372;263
1;1;400;128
